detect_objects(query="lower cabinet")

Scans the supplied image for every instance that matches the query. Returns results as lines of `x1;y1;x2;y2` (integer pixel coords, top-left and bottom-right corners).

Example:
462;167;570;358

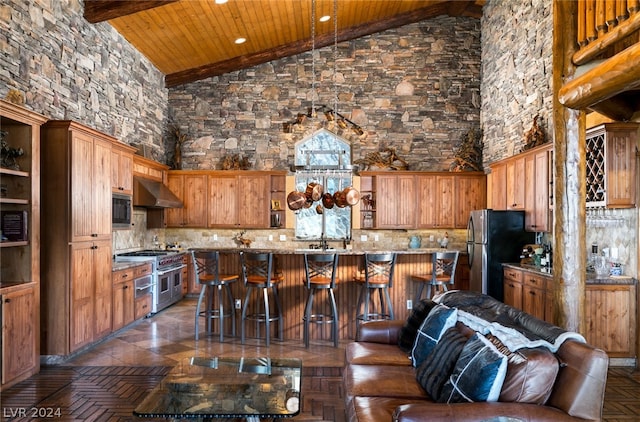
503;266;637;362
1;284;38;390
112;268;135;331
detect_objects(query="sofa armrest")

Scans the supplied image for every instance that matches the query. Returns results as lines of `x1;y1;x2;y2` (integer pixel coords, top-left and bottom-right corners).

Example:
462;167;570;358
393;402;582;422
356;320;404;344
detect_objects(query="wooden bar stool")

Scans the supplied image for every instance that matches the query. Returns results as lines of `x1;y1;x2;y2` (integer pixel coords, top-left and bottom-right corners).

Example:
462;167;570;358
411;251;459;302
354;252;396;330
192;250;239;341
240;252;284;346
302;253;340;348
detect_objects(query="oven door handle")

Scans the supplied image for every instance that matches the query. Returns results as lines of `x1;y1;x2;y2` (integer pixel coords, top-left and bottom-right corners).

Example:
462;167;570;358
135;284;153;291
156;264;186;276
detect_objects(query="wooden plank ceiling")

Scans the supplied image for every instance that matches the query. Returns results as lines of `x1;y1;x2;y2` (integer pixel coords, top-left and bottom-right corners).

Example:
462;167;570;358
84;0;484;87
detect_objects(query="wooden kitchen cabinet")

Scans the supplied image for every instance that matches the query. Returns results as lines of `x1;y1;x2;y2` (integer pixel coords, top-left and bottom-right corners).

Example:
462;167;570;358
454;174;486;228
489;162;507;210
208;174;237;227
586;123;638;208
112;267;135;331
111;141;136;194
506;155;526;210
503;267;523;309
1;284;38;390
585;283;637;360
524;145;552;232
376;174;416;229
41;120;117;357
166;172;208;227
206;171;272;228
69;240;113;351
522;272;546;321
416;174;453;228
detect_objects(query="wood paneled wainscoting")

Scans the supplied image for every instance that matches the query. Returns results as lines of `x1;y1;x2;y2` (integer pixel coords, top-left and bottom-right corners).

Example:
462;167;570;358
189;251;468;342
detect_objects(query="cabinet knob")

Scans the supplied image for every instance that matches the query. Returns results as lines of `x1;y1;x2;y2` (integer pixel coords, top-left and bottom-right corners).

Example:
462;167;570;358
4;298;10;303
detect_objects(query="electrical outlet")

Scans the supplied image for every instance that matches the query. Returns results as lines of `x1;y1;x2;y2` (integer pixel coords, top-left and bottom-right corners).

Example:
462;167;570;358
279;234;287;241
360;234;368;242
268;234;273;241
213;234;218;241
406;299;413;310
374;234;379;242
235;299;242;309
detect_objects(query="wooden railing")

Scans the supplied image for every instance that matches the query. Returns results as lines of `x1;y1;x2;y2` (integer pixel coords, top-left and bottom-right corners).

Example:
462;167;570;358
574;0;640;65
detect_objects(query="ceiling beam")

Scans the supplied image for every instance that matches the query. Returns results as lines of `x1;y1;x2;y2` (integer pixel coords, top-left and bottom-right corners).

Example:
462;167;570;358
165;3;479;87
83;0;178;23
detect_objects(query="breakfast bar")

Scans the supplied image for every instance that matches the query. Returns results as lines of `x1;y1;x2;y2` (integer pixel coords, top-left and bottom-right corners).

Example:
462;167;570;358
186;247;469;342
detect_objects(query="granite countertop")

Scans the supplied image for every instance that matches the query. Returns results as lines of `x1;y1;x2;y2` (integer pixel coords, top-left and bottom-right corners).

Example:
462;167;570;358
188;247;466;256
502;262;636;285
112;259;154;272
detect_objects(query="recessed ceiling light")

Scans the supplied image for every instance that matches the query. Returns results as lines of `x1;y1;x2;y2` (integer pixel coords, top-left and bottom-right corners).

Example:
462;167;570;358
215;0;228;4
235;37;246;44
319;15;331;22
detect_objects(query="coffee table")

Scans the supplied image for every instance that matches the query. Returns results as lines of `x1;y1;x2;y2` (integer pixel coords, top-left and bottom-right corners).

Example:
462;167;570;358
134;356;302;421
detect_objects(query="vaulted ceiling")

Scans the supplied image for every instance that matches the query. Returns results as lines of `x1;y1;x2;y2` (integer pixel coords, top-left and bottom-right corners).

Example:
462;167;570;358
83;0;485;87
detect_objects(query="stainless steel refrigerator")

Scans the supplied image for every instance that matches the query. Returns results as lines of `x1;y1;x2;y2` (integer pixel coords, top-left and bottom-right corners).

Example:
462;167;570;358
466;210;535;301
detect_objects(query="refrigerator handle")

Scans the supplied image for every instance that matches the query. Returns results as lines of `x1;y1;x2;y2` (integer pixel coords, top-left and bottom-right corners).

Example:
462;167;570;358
466;215;475;269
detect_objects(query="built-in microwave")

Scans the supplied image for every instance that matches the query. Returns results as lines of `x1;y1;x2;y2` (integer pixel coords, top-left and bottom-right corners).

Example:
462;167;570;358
112;193;132;228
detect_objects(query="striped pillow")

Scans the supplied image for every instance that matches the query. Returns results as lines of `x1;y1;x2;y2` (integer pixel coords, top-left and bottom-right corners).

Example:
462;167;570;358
415;326;468;400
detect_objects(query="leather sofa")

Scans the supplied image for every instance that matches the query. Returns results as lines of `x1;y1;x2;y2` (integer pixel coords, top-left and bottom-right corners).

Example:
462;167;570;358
343;290;609;422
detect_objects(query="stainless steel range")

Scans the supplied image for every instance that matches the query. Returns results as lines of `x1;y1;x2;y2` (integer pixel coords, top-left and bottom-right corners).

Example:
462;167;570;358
115;250;186;314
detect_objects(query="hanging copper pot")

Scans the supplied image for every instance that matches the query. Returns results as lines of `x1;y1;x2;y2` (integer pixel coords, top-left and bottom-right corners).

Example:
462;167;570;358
287;191;307;210
343;186;361;206
305;182;324;202
303;198;313;208
322;192;335;209
333;190;347;208
316;204;324;214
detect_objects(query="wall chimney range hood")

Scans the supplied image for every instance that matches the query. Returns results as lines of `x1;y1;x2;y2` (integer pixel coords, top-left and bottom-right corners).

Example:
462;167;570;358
133;176;183;208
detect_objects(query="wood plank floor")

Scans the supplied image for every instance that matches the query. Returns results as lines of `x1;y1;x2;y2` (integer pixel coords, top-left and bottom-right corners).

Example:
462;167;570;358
1;299;637;421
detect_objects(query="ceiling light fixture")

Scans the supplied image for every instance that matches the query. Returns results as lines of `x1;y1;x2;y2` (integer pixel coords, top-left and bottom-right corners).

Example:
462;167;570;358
234;37;246;44
214;0;228;4
319;15;331;22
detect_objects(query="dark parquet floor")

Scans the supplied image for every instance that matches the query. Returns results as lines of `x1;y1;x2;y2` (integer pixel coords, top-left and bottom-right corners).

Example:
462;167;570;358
0;299;637;421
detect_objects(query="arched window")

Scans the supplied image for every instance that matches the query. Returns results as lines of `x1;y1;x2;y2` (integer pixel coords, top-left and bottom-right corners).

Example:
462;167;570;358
294;129;352;241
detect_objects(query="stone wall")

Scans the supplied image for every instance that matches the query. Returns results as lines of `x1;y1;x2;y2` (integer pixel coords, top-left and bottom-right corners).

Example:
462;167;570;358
0;0;167;157
480;0;553;164
168;16;481;172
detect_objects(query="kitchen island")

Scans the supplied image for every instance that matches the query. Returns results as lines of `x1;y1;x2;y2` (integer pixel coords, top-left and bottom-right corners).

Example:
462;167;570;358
503;263;637;366
185;247;468;342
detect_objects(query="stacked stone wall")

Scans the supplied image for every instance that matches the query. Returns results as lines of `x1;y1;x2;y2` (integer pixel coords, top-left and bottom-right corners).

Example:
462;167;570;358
480;0;554;164
169;16;481;172
0;0;167;158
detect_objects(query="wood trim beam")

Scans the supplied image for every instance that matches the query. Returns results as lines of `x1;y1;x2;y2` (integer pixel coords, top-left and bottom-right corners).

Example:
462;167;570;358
165;3;478;87
587;93;639;121
83;0;178;24
558;42;640;112
573;11;640;65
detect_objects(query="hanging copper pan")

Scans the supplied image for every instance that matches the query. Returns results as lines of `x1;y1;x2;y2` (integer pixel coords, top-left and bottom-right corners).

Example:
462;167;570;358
333;190;347;208
305;182;324;201
343;186;361;206
322;192;335;209
287;191;306;210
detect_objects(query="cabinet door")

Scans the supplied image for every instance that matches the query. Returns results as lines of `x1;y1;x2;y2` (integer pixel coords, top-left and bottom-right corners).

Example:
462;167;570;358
165;174;184;227
416;175;437;227
70;131;96;241
93;138;113;237
70;242;96;351
506;157;525;210
377;174;415;228
436;176;455;228
454;175;485;228
606;131;636;207
238;174;270;227
503;268;523;309
112;269;133;331
524;154;536;231
208;175;238;227
490;163;507;210
523;285;545;320
1;286;37;385
93;240;113;339
183;175;208;227
532;149;550;232
111;148;133;194
585;284;636;358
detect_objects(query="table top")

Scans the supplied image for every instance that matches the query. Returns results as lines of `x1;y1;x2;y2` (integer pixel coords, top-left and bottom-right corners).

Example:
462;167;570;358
134;356;302;419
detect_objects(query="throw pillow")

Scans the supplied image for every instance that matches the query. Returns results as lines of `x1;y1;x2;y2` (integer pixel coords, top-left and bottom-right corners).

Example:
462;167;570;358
411;304;458;367
486;335;560;404
397;299;437;352
438;333;508;403
416;326;468;400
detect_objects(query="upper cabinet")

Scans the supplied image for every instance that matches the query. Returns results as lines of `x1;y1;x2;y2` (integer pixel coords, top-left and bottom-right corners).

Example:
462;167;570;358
111;142;136;194
166;170;283;229
490;144;553;232
586;123;638;208
360;171;486;230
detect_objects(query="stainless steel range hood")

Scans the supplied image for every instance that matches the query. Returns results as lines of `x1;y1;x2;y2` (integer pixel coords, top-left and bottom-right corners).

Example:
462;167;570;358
133;176;183;208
